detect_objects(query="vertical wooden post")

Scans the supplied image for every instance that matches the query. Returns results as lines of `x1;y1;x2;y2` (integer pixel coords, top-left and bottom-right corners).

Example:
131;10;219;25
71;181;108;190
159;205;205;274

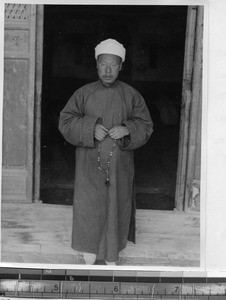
175;6;197;210
3;4;36;202
184;6;203;210
33;5;44;202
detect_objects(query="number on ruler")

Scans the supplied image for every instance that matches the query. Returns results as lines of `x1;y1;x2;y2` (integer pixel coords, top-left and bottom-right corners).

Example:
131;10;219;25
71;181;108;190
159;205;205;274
113;285;119;293
54;284;59;291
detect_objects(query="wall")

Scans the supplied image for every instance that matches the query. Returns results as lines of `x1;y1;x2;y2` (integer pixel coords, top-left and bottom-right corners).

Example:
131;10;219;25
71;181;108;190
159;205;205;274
2;4;36;202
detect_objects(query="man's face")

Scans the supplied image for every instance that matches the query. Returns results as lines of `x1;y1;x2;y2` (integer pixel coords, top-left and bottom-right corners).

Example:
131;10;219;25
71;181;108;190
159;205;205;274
97;54;122;87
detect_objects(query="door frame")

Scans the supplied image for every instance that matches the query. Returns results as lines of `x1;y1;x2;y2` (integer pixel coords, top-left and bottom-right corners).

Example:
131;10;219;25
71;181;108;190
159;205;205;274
175;6;203;211
33;4;44;202
33;5;202;210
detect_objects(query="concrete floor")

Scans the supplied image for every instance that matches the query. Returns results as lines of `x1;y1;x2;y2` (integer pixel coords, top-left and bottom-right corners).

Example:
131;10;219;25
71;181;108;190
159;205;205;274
1;203;200;267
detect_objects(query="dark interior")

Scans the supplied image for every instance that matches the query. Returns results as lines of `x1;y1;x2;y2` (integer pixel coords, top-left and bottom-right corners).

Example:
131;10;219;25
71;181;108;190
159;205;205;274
40;5;187;209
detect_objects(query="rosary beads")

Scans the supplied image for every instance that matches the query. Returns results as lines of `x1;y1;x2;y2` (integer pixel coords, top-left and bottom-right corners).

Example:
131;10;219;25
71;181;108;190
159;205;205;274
97;139;116;185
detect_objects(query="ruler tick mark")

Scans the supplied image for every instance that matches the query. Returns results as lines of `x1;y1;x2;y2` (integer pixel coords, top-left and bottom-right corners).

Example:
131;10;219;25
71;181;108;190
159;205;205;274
151;284;155;297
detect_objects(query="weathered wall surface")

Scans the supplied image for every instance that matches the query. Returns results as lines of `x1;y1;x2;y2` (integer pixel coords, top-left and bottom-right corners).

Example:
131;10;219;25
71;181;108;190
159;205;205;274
3;59;28;166
2;4;36;202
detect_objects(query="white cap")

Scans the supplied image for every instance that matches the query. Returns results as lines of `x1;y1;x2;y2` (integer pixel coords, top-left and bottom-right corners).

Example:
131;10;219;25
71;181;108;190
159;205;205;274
95;38;126;62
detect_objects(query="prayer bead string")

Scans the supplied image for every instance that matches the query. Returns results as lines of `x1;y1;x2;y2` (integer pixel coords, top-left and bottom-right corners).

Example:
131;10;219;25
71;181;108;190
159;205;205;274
97;139;116;185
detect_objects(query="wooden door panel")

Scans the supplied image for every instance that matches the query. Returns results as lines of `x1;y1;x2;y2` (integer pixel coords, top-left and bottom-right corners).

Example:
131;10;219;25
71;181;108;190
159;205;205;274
175;6;203;211
2;4;36;202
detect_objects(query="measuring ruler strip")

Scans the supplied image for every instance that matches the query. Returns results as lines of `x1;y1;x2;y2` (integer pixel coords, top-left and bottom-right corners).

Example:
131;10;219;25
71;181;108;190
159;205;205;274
1;280;226;297
1;269;226;298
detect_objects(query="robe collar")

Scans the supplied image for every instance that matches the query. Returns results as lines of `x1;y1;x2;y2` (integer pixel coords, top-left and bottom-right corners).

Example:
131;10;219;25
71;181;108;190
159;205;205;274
98;79;119;88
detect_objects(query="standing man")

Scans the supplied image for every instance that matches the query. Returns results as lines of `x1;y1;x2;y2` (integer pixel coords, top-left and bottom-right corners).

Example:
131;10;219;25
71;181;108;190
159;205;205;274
59;39;153;265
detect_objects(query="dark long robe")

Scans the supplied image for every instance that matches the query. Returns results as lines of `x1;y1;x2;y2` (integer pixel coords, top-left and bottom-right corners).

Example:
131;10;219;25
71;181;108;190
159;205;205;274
59;80;153;262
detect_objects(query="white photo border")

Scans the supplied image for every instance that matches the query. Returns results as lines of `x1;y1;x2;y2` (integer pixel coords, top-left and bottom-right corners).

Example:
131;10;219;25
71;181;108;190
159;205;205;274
0;0;211;273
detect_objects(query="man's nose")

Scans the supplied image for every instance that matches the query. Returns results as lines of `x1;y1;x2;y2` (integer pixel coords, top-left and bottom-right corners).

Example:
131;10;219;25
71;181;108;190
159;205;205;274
105;65;111;73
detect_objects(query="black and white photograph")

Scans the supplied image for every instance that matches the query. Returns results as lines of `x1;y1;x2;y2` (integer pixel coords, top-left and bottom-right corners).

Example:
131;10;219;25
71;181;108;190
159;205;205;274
1;1;204;268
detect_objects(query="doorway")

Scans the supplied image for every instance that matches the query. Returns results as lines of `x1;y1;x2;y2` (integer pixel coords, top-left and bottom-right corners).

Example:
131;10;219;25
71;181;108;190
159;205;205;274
40;5;187;210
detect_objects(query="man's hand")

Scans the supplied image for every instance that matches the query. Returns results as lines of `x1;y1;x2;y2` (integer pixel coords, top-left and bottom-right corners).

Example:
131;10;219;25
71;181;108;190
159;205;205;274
108;126;129;140
95;124;108;141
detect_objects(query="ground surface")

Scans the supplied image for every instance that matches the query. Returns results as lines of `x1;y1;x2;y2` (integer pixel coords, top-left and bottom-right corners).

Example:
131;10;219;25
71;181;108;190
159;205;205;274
1;203;200;267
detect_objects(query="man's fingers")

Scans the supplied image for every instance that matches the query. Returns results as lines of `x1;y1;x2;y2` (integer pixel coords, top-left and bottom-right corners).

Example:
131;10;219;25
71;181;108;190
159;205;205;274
109;126;129;139
95;127;109;141
95;133;104;141
109;131;120;139
96;125;126;140
108;128;117;135
100;125;108;132
95;125;108;139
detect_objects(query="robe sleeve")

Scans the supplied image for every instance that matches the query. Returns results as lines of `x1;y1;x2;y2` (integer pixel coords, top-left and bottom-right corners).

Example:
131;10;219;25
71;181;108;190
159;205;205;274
121;89;153;150
58;88;99;148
